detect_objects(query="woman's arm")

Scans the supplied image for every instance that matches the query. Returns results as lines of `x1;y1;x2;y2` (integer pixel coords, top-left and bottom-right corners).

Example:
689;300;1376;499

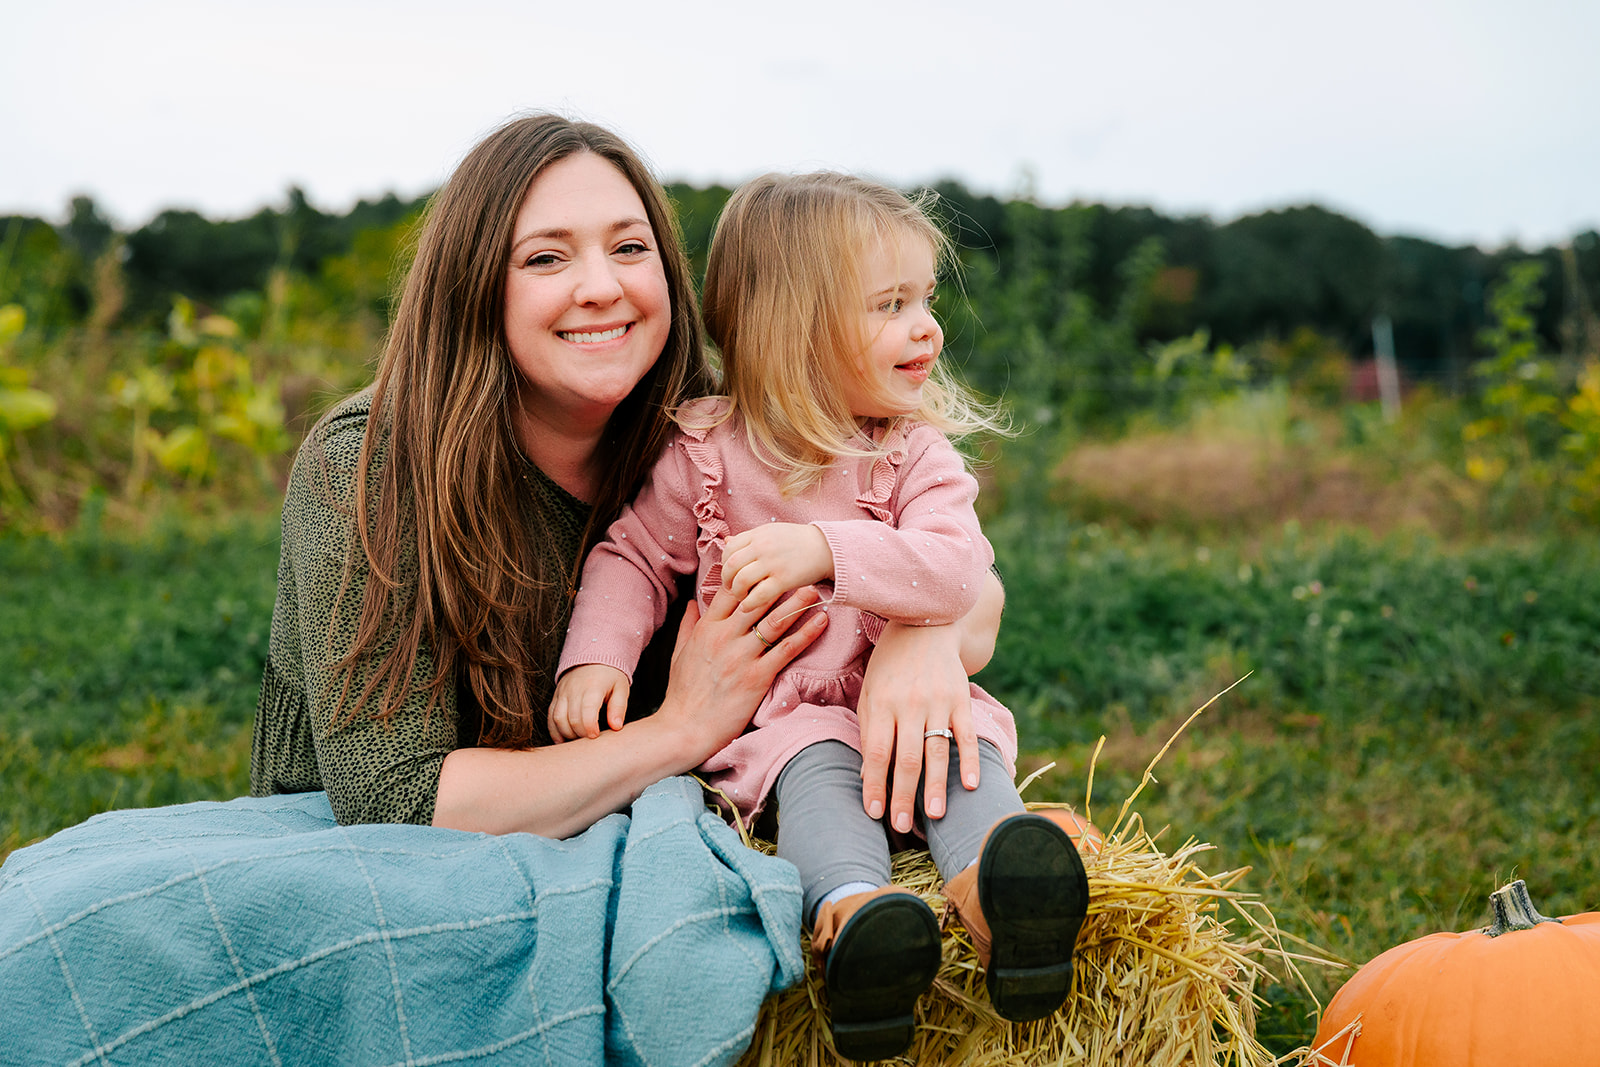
268;404;827;834
956;564;1005;674
855;568;1004;833
433;584;827;838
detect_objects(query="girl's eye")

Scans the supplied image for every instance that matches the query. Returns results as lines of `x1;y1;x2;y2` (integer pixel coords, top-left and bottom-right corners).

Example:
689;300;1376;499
879;297;906;313
924;293;938;309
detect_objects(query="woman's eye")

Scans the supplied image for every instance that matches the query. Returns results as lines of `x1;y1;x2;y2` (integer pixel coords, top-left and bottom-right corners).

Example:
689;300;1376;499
525;252;561;268
615;240;650;256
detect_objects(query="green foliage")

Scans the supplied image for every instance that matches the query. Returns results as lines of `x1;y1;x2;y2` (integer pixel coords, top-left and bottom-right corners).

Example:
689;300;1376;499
0;305;58;511
1561;360;1600;519
0;515;278;859
1251;327;1353;408
1;217;88;332
1205;206;1385;349
664;182;733;286
106;296;291;496
3;183;1598;537
1462;260;1600;522
1139;328;1251;424
980;514;1600;738
122;188;428;324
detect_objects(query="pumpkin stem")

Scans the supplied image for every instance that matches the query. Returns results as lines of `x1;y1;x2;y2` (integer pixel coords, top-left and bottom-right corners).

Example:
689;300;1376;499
1484;879;1559;937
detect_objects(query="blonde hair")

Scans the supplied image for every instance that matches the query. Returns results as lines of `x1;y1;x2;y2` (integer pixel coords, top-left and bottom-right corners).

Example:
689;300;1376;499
699;172;1007;493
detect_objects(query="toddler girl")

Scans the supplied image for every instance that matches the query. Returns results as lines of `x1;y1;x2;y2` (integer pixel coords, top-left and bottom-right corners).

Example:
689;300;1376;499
550;172;1088;1060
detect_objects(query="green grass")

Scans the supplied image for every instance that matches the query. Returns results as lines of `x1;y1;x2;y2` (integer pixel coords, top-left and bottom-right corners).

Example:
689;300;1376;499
1;510;279;858
3;508;1597;1055
979;513;1600;1051
981;514;1600;732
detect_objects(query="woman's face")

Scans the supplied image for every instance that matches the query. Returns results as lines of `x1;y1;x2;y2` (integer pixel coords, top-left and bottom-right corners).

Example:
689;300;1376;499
504;151;671;436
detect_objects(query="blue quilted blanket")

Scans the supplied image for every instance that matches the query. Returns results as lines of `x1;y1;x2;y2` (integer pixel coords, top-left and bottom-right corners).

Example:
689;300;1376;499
0;777;804;1066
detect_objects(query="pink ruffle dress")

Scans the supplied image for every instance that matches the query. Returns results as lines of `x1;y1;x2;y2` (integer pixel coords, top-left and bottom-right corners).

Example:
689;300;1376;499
557;399;1018;821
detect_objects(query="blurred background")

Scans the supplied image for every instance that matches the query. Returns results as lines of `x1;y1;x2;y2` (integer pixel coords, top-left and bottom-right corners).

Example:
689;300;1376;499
3;1;1597;1055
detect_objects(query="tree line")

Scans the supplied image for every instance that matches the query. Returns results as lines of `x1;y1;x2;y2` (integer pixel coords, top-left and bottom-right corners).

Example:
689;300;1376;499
6;184;1597;369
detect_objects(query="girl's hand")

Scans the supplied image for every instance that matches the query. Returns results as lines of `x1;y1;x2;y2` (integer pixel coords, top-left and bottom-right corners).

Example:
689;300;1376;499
721;523;834;608
549;664;631;742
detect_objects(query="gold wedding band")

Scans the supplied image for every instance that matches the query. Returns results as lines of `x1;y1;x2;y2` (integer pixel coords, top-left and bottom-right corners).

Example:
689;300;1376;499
751;627;776;649
924;728;954;741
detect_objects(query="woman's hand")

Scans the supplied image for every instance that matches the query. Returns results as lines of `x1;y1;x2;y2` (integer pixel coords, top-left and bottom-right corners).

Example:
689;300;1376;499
549;664;631;741
434;584;827;839
856;570;1004;831
652;580;829;762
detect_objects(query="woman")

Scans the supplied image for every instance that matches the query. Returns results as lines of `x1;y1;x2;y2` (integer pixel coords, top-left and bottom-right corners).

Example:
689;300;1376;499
1;114;1005;1067
250;112;1005;840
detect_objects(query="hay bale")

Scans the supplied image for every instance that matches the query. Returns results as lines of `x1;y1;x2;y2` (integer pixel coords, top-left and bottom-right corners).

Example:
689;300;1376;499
732;799;1308;1067
730;686;1328;1066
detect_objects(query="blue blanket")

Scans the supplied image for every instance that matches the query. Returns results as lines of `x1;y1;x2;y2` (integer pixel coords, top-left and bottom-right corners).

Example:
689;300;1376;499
0;777;804;1066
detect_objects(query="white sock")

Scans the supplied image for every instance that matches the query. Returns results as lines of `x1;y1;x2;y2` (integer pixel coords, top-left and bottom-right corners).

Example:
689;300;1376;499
813;881;881;923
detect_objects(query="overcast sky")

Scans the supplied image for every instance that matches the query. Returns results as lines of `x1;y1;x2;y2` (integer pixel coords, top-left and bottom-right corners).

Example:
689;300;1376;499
4;0;1597;249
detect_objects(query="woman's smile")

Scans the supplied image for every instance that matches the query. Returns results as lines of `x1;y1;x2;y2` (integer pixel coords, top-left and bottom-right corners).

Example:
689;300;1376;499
558;323;632;345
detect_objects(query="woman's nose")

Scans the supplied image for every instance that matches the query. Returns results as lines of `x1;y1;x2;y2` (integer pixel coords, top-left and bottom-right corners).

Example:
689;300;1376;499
572;255;624;306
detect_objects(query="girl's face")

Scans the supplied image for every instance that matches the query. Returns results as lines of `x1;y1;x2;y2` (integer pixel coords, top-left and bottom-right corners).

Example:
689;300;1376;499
842;231;943;420
503;151;671;437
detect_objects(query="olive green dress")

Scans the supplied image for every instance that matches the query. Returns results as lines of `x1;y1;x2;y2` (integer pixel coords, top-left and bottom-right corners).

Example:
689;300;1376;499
249;388;591;825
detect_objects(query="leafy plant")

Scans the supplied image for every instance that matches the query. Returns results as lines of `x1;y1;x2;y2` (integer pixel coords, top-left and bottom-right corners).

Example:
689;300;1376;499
1559;358;1600;521
1463;260;1600;525
108;296;290;496
0;305;57;510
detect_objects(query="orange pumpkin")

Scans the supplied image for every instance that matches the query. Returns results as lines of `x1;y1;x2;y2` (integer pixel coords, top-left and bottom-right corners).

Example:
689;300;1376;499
1312;880;1600;1066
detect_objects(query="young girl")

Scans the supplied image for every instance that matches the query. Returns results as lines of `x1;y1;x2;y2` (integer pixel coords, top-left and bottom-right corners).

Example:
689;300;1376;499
550;172;1088;1059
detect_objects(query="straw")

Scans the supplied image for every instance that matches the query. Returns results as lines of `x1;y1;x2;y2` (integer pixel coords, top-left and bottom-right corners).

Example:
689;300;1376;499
728;681;1336;1067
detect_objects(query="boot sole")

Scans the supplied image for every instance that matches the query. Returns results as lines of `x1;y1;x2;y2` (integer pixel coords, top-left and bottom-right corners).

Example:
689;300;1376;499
824;894;941;1061
978;813;1090;1022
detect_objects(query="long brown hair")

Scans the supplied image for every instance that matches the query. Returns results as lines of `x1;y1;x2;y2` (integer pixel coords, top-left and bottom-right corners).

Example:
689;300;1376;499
335;114;710;746
699;172;1006;494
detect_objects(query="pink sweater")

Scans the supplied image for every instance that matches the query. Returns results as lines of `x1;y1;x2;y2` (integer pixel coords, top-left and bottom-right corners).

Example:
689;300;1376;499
557;399;1019;820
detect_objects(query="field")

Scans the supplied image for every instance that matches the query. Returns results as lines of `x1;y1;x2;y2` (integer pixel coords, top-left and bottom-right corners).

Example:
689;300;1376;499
4;463;1596;1054
4;194;1599;1056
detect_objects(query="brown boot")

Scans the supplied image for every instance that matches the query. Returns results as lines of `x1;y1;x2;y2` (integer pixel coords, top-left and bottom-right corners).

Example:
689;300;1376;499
942;811;1089;1023
811;887;940;1062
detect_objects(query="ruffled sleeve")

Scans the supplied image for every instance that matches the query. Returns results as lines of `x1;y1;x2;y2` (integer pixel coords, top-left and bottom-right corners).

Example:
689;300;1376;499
673;397;734;599
852;418;912;523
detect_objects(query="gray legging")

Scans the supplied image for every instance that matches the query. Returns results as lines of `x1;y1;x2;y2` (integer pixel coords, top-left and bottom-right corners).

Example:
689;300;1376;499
772;739;1026;923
